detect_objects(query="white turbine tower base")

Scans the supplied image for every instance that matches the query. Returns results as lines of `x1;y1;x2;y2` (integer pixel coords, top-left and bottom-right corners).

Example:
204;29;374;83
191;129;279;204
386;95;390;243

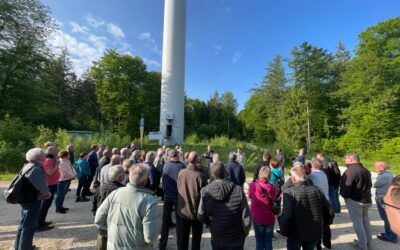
159;0;186;146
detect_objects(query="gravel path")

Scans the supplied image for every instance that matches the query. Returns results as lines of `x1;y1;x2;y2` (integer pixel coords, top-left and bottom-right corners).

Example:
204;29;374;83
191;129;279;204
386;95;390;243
1;172;399;250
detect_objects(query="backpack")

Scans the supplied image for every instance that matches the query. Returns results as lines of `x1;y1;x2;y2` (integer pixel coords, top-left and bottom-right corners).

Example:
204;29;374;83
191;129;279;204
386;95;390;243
3;163;37;204
272;172;284;190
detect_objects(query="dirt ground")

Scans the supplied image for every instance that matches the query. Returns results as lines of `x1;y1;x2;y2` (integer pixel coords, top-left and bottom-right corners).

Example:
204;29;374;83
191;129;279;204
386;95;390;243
1;172;400;250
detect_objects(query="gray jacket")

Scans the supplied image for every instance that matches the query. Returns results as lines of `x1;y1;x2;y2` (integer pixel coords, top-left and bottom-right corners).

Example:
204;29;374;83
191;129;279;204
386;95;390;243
308;170;330;201
373;170;393;200
94;184;161;250
24;161;48;200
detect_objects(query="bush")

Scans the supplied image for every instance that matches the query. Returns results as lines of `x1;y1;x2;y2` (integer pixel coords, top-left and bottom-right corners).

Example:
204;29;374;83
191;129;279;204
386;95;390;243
0;116;37;171
32;125;55;148
185;133;201;144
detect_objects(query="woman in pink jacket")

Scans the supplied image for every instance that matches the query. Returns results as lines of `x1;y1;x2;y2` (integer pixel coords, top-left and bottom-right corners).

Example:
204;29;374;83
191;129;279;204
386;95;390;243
248;166;276;250
55;150;76;213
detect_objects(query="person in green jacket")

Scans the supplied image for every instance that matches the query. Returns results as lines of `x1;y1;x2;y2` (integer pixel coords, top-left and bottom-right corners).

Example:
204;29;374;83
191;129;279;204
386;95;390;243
94;163;161;250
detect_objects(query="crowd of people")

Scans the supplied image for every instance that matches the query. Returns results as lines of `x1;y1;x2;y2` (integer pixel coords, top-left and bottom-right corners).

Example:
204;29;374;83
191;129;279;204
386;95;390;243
11;142;400;250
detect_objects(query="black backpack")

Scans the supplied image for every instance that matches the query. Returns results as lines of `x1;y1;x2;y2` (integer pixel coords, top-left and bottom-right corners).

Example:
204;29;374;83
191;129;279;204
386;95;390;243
3;163;38;204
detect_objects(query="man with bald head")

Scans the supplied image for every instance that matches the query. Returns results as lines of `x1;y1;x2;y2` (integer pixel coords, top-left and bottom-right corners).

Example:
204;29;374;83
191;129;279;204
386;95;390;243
100;155;121;185
177;151;207;250
374;161;397;243
340;154;373;250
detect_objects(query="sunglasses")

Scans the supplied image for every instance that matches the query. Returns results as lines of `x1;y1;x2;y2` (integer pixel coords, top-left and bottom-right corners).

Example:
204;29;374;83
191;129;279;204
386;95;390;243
379;197;400;211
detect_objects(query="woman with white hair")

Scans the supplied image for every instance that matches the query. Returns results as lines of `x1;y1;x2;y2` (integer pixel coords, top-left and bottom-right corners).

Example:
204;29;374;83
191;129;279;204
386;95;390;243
14;148;51;250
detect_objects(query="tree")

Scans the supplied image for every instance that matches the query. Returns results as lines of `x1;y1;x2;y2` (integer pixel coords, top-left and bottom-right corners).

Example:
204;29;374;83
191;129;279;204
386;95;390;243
0;0;54;122
289;42;334;150
141;71;161;132
90;50;147;137
337;17;400;153
239;55;287;143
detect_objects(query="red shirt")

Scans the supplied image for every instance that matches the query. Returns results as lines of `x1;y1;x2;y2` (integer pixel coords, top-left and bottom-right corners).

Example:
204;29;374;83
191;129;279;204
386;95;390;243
248;179;276;225
43;157;60;186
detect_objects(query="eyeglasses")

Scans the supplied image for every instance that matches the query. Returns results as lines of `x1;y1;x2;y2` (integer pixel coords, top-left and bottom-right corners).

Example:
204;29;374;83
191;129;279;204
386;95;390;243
379;197;400;211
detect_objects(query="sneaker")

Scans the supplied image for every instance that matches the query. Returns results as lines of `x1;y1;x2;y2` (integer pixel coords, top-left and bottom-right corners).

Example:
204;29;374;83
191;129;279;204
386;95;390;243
377;234;398;244
36;224;54;232
56;209;67;214
75;197;81;202
62;207;69;211
44;221;53;226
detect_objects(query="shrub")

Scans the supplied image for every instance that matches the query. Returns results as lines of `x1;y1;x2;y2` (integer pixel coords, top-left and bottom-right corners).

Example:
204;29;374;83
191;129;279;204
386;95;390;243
0;116;37;171
32;125;55;148
185;133;201;144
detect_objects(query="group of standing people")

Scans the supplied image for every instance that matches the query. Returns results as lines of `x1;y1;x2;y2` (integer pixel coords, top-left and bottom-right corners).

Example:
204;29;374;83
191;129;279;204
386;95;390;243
11;142;400;250
14;142;77;250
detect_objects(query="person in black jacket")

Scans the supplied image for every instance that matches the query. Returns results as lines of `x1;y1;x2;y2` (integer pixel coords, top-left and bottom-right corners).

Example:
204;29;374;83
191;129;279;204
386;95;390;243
326;160;341;214
253;152;271;182
279;165;331;250
225;152;246;187
340;153;373;250
92;165;125;250
198;161;251;250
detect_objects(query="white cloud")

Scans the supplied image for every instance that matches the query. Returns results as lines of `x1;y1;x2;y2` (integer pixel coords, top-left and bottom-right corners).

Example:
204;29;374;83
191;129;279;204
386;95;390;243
49;30;103;76
139;32;151;40
54;18;64;27
48;16;162;76
85;14;105;28
232;50;242;63
213;45;223;55
69;21;89;33
87;34;107;51
139;32;162;55
107;23;125;40
142;57;161;67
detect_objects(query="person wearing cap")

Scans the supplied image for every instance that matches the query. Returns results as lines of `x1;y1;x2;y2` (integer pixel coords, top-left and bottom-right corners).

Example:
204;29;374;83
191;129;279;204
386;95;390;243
159;149;184;250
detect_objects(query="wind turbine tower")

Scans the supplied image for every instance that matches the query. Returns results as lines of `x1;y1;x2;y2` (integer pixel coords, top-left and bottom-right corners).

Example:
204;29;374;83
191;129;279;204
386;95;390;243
159;0;186;145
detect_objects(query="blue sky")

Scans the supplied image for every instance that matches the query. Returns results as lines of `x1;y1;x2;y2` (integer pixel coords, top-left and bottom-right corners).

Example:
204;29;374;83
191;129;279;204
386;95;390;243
43;0;400;111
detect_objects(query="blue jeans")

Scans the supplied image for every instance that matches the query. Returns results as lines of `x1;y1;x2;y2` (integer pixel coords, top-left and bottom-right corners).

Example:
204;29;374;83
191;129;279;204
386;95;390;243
329;185;341;213
56;179;71;210
15;199;42;250
287;239;316;250
377;200;398;241
253;223;274;250
38;184;57;227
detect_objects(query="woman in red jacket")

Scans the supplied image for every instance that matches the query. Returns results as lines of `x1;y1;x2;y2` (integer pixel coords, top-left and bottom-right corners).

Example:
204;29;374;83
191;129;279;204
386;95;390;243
248;166;276;250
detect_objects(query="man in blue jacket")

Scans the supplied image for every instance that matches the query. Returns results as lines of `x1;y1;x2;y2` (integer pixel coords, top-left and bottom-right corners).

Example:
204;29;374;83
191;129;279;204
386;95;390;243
159;150;184;250
225;152;245;188
87;144;99;195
